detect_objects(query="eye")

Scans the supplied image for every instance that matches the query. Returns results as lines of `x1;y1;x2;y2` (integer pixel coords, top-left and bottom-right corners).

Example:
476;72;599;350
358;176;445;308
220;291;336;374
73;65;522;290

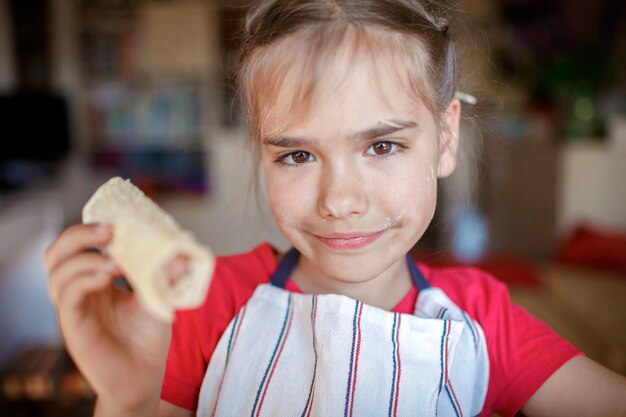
367;141;397;156
280;150;314;165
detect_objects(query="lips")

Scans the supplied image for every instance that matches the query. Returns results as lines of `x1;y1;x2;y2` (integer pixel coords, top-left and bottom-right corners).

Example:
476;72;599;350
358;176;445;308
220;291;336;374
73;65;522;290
315;230;385;250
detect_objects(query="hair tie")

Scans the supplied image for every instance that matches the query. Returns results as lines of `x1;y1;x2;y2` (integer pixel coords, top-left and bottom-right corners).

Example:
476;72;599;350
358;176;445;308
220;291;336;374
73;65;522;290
245;0;278;35
455;91;477;105
434;17;449;35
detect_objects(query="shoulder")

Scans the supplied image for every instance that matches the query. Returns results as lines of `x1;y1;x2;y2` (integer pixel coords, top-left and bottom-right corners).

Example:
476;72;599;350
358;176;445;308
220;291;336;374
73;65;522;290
163;242;279;410
173;241;278;360
418;263;582;417
204;241;278;316
417;263;508;318
213;242;278;292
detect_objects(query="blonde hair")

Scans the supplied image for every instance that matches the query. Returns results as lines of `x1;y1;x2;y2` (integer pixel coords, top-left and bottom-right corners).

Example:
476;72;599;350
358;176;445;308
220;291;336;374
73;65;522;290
237;0;459;154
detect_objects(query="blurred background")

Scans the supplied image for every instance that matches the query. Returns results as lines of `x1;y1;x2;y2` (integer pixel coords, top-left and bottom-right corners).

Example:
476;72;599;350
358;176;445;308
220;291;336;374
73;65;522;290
0;0;624;415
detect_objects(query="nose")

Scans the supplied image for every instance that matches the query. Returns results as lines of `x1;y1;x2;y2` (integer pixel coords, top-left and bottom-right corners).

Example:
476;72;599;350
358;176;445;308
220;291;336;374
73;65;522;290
317;160;368;219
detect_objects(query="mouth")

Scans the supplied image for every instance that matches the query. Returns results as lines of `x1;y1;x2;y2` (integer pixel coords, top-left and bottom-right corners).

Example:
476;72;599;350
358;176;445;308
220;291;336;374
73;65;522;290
314;230;386;250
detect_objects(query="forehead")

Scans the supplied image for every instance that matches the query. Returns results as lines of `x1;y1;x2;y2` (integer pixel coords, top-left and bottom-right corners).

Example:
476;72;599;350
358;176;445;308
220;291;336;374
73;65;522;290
274;60;424;139
250;26;433;138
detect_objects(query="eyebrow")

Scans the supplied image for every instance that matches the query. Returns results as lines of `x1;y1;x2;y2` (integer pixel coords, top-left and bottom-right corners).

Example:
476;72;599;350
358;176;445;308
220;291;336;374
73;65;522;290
262;119;418;148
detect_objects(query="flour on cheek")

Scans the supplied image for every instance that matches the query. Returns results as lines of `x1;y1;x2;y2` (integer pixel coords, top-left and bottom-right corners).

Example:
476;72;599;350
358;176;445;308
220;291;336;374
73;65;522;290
397;164;438;244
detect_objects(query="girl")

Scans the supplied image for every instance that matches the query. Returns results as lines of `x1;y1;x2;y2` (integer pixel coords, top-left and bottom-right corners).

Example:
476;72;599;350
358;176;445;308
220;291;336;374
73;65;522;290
45;0;626;416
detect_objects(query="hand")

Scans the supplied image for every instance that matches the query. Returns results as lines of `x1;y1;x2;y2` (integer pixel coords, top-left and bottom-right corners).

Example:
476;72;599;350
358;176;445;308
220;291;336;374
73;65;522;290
46;223;171;413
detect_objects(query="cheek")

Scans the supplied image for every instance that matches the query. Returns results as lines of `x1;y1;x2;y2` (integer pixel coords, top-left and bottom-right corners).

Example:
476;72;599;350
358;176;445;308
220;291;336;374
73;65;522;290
379;161;438;229
265;169;312;231
261;158;290;226
268;189;294;229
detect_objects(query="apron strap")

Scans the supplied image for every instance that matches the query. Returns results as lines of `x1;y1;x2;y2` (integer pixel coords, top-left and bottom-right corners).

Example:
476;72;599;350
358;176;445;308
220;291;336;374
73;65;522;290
407;254;431;291
270;248;431;291
270;247;300;289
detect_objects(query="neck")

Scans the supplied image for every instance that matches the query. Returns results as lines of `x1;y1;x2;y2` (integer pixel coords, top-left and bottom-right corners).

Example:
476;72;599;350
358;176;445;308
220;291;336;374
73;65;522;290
290;254;413;310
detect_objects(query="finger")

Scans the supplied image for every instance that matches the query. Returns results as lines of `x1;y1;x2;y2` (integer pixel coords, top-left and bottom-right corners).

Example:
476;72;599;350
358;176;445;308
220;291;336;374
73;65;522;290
45;223;113;271
50;252;120;306
57;269;115;316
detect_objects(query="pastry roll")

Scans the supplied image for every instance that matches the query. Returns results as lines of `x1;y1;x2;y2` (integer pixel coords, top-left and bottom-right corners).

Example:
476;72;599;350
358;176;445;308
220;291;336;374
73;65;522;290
82;177;215;322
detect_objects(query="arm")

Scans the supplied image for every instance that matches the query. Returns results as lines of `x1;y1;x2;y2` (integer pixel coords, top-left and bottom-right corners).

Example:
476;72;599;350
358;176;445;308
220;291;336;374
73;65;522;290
159;400;194;417
94;399;193;417
521;356;626;417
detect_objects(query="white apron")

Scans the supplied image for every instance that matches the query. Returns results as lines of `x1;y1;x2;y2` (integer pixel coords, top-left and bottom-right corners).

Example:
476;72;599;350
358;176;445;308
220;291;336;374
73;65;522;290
197;249;489;416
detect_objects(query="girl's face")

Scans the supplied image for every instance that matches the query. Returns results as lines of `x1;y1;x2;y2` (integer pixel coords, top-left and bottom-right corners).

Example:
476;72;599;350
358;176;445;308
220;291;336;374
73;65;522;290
260;48;459;285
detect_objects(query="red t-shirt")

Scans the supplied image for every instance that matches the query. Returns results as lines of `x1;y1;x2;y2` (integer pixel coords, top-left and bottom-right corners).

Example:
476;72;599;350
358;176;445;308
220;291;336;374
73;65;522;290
161;243;581;416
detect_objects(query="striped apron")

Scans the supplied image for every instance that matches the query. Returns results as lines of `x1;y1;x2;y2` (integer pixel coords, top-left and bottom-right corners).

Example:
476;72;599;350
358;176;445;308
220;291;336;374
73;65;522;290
197;249;489;416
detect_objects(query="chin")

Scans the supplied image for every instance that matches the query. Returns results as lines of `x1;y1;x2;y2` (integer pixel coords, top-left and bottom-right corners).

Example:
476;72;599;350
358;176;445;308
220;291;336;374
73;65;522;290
317;260;384;284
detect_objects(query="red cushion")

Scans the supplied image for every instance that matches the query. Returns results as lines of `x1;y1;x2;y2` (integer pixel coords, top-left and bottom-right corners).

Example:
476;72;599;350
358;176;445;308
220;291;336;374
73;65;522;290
417;253;541;287
557;225;626;275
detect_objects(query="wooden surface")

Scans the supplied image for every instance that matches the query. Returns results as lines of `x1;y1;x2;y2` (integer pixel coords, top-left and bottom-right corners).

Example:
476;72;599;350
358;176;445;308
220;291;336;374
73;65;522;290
510;264;626;375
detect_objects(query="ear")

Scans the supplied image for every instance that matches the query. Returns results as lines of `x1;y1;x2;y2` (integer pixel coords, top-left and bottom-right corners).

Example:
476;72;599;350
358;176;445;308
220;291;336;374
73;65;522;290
436;99;461;178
